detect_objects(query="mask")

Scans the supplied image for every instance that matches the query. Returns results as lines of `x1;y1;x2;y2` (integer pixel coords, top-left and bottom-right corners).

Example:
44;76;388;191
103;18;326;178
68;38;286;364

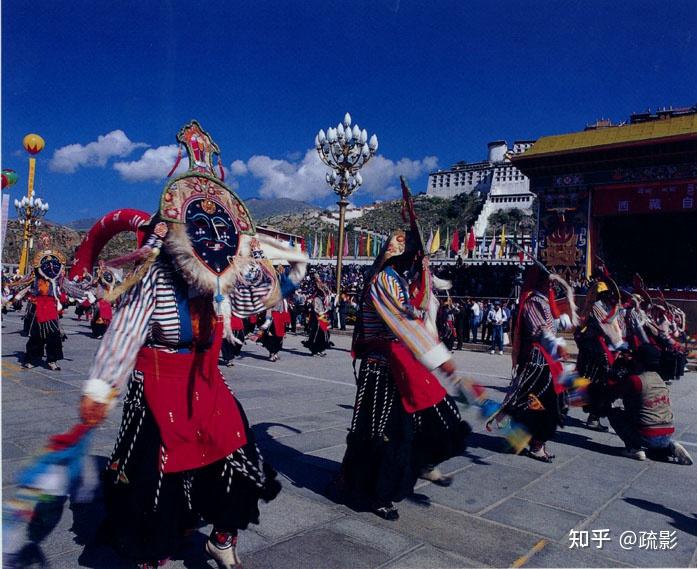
39;254;63;280
185;197;239;275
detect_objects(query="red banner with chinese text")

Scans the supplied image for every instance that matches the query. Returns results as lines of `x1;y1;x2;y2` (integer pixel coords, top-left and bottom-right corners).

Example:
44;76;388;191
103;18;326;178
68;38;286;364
593;181;696;216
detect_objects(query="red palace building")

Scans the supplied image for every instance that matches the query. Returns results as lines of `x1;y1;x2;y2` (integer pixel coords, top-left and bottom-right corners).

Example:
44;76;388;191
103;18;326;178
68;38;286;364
513;107;697;322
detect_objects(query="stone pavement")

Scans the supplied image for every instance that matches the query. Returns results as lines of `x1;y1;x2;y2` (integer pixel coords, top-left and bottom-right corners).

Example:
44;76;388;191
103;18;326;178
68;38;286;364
2;311;697;568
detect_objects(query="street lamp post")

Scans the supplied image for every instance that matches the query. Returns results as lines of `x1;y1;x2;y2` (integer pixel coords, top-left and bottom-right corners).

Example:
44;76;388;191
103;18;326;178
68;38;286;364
15;194;49;274
315;113;378;299
17;134;47;275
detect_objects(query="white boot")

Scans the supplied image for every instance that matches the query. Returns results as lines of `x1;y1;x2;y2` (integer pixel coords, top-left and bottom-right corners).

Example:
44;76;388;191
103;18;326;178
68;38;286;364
419;466;453;487
671;442;693;465
206;533;243;569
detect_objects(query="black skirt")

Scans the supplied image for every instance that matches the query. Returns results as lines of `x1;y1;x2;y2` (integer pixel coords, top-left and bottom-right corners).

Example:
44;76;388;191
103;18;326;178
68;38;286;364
25;318;63;363
101;374;281;562
575;332;611;385
221;330;245;361
303;316;330;354
659;347;686;381
91;321;108;338
503;346;562;444
340;356;469;506
259;328;283;355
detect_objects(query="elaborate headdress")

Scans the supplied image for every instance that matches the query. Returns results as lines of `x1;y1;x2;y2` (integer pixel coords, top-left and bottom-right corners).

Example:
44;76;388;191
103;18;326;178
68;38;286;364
32;234;66;300
95;261;122;296
367;177;436;309
579;257;621;323
510;246;578;368
159;121;259;295
106;121;306;303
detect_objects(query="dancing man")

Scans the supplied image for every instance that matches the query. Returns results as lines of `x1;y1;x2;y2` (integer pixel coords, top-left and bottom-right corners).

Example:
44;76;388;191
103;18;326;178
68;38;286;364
257;297;288;362
78;122;306;569
22;243;67;371
575;278;624;431
220;313;245;366
90;266;119;338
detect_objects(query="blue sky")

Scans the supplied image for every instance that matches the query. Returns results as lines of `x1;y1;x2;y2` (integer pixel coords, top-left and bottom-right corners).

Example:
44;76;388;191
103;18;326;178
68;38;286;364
3;0;696;223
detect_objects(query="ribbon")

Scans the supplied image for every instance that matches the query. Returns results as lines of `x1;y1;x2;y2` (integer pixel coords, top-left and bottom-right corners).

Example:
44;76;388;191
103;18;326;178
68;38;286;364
167;144;183;178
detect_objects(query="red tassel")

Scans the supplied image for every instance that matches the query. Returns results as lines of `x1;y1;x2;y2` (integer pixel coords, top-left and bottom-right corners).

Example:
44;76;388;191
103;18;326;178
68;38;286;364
548;288;561;319
208;316;224;380
48;423;92;451
167;144;183;178
217;156;225;181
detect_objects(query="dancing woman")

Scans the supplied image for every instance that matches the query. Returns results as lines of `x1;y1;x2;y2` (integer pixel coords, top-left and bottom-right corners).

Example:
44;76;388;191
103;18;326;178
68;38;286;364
303;275;331;356
500;266;574;462
340;216;470;520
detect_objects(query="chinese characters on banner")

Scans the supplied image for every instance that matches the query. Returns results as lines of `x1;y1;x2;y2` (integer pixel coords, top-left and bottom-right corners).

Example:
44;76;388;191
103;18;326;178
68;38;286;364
593;182;696;216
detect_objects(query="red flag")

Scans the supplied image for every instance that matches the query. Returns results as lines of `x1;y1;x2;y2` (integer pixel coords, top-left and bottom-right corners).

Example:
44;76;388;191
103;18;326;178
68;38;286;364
343;232;349;256
518;250;525;264
400;176;417;227
451;229;460;254
467;226;476;252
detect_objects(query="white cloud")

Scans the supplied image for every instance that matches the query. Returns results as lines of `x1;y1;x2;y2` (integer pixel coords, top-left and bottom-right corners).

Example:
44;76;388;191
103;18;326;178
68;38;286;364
113;145;187;182
242;149;438;203
114;146;233;184
49;130;147;173
230;159;248;176
359;155;439;199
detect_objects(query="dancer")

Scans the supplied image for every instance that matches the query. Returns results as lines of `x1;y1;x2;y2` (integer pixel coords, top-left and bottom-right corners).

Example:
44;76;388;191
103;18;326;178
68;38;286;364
499;265;575;462
303;274;331;356
220;313;245;366
90;266;119;338
605;344;692;464
78;122;306;568
437;298;457;351
339;179;470;521
22;242;66;371
575;277;623;431
257;298;288;362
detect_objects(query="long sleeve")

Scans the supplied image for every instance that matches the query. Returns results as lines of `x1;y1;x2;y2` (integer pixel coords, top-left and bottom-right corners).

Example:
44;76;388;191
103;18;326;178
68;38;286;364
370;270;450;370
83;267;157;403
523;295;565;357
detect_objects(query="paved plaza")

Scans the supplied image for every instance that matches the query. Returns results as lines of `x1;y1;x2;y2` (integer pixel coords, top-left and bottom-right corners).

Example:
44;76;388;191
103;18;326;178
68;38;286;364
2;311;697;568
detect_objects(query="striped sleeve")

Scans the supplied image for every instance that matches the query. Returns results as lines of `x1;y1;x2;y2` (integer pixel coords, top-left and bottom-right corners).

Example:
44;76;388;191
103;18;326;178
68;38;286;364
524;296;564;356
84;267;157;403
370;271;450;370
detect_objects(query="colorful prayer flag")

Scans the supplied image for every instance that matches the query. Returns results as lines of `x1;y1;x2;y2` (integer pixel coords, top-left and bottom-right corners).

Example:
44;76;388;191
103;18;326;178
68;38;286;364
451;229;460;255
430;227;441;255
467;226;476;253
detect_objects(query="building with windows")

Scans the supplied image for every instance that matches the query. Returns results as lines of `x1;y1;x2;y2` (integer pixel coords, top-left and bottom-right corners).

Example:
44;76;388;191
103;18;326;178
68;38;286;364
512;106;697;301
426;140;536;236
